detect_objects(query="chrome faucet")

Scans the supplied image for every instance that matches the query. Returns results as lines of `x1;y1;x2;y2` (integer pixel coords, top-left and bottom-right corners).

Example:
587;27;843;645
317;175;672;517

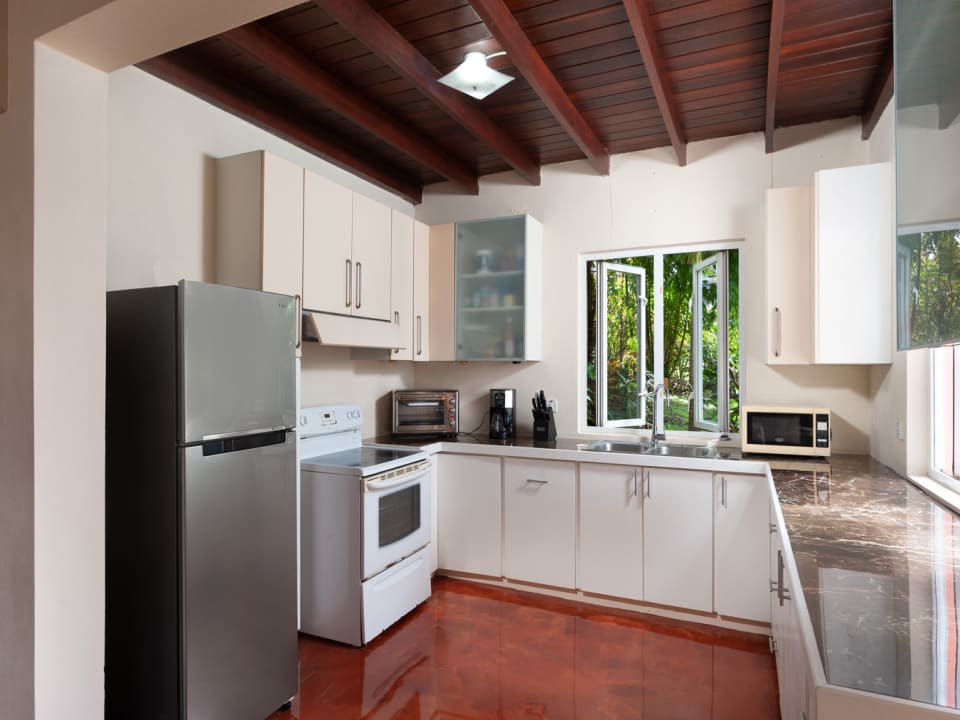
650;383;669;448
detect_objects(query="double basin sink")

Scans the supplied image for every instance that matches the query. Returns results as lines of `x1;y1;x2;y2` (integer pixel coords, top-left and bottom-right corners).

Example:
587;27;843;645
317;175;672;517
583;439;718;459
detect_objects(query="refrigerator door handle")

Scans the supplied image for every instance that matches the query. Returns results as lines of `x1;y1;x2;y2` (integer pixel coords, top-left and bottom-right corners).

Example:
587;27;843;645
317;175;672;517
202;426;290;442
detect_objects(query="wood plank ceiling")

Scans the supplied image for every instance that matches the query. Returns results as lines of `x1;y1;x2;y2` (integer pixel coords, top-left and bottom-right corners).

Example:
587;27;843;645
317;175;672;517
139;0;893;204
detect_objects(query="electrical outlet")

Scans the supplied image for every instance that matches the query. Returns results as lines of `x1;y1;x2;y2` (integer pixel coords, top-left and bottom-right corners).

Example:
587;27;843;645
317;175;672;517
547;398;558;412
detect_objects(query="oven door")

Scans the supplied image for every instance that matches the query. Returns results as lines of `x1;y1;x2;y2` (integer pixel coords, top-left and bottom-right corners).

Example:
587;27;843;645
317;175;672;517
394;393;451;434
362;461;432;579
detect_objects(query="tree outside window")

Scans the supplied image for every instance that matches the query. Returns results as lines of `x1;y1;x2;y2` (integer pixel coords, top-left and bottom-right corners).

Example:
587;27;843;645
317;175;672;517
586;247;740;433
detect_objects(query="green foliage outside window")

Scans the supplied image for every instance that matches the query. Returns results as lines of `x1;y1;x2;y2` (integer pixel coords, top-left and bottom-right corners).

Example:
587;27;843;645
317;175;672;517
586;248;739;432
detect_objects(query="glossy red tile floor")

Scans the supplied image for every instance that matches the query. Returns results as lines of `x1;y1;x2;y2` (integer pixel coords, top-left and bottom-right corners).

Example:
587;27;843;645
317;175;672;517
270;577;780;720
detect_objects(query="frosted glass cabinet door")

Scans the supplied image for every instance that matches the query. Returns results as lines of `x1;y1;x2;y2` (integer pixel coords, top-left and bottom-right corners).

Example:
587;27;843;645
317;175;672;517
454;215;542;361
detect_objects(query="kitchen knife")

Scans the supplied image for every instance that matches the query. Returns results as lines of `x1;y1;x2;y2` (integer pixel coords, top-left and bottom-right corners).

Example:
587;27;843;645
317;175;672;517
539;390;547;411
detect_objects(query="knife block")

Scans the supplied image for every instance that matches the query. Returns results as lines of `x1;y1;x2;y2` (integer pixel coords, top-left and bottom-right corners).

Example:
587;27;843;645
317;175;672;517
532;409;557;441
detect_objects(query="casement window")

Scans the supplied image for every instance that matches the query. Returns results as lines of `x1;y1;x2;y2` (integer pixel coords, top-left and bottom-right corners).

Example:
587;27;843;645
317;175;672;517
932;344;960;491
585;246;740;433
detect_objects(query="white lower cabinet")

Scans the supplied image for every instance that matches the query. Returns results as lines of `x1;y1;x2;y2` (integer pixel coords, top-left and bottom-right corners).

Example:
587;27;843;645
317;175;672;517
436;454;502;577
714;472;771;622
578;463;643;600
771;514;816;720
503;458;576;588
642;467;713;612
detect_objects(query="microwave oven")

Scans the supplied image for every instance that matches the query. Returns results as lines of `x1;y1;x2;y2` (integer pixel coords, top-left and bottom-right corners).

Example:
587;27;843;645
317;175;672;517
392;389;459;437
741;406;831;457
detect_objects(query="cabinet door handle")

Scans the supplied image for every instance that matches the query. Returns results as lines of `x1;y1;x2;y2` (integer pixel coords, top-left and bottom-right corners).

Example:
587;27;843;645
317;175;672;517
525;478;548;485
773;306;781;357
295;294;302;349
768;636;777;654
416;315;423;356
394;310;399;325
644;469;651;498
769;523;778;534
355;262;362;309
720;475;727;509
777;549;792;606
631;469;638;497
345;259;352;308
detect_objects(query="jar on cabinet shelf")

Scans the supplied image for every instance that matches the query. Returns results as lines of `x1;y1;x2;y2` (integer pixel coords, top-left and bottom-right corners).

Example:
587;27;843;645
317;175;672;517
454;215;542;362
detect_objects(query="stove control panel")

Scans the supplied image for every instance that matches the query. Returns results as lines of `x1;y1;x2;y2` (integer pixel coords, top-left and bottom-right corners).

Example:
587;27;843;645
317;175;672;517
299;404;363;438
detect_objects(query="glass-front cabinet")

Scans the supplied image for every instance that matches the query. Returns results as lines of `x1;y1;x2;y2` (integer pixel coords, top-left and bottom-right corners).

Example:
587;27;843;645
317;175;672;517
454;215;542;361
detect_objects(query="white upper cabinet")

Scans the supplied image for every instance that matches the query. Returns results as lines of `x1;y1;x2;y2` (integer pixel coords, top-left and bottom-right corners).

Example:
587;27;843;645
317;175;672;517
350;193;392;322
765;185;812;364
302;171;352;315
765;162;893;365
215;150;304;354
302;170;392;322
390;211;414;360
814;162;893;364
216;150;303;300
428;223;456;361
412;220;431;362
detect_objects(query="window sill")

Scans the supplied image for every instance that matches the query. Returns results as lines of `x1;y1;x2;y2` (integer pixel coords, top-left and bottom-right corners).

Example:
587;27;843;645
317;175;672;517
907;474;960;516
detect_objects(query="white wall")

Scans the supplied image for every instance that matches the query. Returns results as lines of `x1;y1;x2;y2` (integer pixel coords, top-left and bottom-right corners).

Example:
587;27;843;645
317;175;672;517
33;43;109;720
416;120;878;452
107;66;415;436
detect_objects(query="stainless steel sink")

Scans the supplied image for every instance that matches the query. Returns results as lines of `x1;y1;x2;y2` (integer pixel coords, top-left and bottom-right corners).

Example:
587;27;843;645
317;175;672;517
643;443;717;458
583;439;717;459
584;440;651;454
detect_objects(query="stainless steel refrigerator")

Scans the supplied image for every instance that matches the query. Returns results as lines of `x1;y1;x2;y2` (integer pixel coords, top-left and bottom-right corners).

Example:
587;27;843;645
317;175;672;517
105;280;298;720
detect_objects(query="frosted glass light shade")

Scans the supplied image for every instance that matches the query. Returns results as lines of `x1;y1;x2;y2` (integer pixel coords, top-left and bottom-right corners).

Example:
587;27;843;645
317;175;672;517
438;51;514;100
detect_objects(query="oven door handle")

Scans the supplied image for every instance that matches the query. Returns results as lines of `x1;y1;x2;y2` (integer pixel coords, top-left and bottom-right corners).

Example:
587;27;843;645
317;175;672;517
364;462;431;492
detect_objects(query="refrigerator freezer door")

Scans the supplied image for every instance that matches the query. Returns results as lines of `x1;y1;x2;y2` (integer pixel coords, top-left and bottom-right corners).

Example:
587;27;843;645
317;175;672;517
181;435;298;720
180;280;296;444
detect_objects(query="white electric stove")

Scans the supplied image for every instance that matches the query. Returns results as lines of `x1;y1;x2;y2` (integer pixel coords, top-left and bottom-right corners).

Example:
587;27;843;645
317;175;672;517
298;404;432;646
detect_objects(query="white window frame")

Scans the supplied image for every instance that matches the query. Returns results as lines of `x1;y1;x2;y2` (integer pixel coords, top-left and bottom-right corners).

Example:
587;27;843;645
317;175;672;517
692;252;729;432
596;261;647;428
579;240;743;438
930;344;960;494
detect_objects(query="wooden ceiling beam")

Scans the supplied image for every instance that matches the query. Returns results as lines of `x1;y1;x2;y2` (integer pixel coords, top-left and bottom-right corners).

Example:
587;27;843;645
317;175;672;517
861;40;893;140
222;23;479;194
764;0;786;153
467;0;609;175
315;0;541;186
623;0;687;166
137;54;423;204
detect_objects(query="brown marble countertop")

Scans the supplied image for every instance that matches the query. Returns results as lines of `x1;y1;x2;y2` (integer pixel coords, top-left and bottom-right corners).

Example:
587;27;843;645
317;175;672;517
773;454;960;709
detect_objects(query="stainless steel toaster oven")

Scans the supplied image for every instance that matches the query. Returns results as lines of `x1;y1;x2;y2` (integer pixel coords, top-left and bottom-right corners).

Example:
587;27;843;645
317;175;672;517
392;390;459;437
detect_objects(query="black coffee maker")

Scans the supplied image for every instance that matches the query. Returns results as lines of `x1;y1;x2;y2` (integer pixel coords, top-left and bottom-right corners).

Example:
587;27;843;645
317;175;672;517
489;388;517;440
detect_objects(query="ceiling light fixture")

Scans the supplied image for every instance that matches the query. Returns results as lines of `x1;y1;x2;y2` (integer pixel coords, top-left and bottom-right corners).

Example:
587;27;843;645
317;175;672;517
438;51;514;100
